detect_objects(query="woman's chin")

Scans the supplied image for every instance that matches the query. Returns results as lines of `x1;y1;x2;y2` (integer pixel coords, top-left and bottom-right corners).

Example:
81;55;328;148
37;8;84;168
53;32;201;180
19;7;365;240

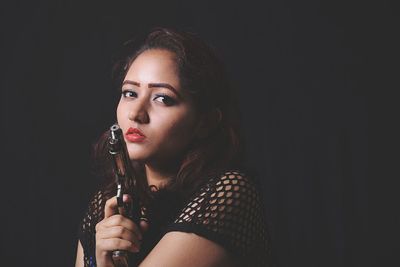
128;153;149;163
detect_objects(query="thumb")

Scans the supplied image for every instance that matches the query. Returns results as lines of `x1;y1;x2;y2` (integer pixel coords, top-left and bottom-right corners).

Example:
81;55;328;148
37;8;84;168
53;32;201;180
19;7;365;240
139;218;150;234
104;194;132;218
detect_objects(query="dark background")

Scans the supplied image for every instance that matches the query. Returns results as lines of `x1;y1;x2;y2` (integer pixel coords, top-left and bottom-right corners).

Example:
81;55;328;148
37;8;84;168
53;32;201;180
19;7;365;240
0;0;397;266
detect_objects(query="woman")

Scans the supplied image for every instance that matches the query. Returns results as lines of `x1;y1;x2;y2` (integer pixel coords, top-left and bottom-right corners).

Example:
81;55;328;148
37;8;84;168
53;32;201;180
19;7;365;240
76;28;269;267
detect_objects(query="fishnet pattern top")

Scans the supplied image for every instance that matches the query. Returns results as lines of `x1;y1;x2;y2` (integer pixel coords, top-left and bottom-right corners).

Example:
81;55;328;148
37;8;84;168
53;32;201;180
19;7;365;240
167;170;269;266
79;190;105;267
78;170;269;266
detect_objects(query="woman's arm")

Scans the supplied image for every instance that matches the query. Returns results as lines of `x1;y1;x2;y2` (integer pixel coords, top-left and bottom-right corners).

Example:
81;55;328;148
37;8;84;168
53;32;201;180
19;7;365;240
139;231;238;267
75;240;84;267
138;171;268;267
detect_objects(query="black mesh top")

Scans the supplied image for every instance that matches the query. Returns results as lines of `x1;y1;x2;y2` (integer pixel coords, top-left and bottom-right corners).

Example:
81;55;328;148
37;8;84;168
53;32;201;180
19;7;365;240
78;170;270;266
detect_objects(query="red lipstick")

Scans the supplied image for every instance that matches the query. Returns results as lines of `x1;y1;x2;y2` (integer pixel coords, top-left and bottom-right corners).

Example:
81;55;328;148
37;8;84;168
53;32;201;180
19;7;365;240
125;127;146;143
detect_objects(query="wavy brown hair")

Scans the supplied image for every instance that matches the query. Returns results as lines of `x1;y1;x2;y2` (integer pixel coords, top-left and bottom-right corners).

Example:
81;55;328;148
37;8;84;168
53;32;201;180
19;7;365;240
93;27;244;204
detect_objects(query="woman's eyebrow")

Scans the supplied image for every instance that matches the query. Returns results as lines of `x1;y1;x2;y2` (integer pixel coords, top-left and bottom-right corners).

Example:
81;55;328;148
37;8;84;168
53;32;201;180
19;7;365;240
122;80;182;99
122;80;140;87
148;83;182;98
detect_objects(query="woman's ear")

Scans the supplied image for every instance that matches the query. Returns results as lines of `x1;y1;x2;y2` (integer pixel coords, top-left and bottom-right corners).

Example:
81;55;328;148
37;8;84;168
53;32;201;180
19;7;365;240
196;108;222;139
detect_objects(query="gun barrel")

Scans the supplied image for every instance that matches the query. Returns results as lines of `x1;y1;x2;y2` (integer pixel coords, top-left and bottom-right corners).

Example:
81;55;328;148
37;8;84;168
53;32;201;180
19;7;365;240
108;123;132;267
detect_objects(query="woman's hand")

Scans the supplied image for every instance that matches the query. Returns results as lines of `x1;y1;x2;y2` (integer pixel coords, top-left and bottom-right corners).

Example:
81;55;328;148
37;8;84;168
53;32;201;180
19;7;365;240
95;194;143;267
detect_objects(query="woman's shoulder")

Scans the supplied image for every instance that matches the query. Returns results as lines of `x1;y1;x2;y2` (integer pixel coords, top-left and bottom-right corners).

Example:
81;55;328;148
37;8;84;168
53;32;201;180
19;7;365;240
79;190;106;234
77;189;107;266
86;190;106;217
168;169;269;265
197;169;262;200
207;169;256;186
181;169;265;220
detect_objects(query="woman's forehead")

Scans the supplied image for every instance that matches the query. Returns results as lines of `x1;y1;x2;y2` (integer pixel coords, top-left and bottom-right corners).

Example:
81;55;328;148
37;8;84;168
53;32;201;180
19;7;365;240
125;49;180;87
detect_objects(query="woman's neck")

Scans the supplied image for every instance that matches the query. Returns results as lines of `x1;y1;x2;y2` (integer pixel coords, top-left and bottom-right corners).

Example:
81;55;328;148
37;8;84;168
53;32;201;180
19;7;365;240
144;164;176;188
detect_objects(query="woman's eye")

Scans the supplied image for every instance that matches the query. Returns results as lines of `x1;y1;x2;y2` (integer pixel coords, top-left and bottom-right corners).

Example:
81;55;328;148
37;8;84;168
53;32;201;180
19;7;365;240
154;94;176;106
121;90;137;98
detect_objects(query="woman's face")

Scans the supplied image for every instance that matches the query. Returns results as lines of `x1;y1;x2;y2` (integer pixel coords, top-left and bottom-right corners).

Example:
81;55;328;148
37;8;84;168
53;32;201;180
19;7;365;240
117;49;200;167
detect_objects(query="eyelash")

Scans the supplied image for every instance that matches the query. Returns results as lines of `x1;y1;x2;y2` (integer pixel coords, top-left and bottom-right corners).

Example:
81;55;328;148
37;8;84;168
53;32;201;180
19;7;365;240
153;94;176;106
121;90;137;98
121;90;177;106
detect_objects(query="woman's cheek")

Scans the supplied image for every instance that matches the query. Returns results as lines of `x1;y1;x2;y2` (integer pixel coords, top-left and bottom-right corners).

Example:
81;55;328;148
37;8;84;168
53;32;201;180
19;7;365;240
116;103;128;129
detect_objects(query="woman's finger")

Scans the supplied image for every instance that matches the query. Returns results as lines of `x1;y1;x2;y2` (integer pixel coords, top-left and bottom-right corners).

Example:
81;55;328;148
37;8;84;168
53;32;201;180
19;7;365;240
96;237;138;253
96;215;142;240
104;194;132;218
96;225;141;246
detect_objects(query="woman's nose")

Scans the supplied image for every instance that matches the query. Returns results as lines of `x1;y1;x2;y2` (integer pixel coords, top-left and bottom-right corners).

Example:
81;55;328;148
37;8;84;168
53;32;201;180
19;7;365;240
128;101;150;124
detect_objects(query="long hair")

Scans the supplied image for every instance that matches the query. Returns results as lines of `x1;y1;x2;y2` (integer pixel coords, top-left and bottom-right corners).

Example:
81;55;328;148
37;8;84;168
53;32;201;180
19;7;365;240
94;27;244;204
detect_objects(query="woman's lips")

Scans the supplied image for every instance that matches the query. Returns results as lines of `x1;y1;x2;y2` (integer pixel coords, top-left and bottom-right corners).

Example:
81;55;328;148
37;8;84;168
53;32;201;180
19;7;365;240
125;127;146;143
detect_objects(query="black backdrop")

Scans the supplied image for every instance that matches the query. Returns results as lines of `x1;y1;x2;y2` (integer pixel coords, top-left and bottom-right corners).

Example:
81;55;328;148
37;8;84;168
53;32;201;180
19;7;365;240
0;1;397;267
